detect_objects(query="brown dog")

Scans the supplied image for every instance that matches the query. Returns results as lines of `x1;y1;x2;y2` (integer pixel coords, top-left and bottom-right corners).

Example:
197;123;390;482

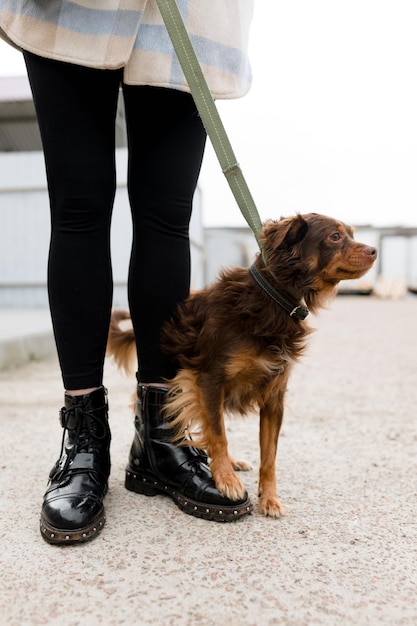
108;213;377;517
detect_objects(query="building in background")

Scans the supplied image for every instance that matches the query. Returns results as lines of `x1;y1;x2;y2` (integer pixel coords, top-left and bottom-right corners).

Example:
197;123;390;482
1;76;417;307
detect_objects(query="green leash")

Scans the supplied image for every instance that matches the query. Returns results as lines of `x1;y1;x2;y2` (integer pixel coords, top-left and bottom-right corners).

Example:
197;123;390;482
155;0;264;252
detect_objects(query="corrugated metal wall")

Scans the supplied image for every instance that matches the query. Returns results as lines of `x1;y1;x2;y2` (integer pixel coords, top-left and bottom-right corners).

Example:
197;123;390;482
0;151;49;306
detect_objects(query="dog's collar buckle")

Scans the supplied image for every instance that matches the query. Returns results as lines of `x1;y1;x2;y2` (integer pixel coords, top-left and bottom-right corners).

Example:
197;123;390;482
249;264;309;320
289;305;309;320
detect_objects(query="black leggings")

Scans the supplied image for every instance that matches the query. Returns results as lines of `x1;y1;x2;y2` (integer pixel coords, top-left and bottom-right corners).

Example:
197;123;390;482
24;51;206;389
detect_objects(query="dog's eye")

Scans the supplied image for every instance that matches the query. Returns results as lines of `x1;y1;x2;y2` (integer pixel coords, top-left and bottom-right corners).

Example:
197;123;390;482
330;232;341;241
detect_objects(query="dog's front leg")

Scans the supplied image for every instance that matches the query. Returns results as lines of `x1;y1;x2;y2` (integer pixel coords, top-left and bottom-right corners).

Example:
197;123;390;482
201;381;246;501
258;390;285;518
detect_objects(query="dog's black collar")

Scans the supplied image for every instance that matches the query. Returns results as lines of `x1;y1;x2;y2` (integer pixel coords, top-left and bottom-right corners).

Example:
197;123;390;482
249;264;309;320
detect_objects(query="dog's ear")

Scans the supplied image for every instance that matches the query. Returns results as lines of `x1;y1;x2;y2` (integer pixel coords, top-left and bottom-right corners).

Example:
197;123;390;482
263;215;308;250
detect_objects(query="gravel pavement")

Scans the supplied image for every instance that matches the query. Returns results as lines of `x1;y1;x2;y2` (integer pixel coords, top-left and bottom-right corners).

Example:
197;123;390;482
0;296;416;625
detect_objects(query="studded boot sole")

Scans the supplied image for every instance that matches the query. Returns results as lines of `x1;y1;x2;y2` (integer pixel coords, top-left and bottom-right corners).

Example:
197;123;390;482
125;467;252;521
40;502;107;544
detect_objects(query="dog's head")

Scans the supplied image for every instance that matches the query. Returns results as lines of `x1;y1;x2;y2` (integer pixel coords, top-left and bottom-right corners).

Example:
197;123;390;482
260;213;377;310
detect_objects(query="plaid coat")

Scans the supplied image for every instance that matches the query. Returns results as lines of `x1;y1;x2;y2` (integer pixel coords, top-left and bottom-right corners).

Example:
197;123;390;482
0;0;253;98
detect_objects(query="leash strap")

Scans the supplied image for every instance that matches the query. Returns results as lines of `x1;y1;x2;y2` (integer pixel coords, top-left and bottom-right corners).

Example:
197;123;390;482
155;0;264;251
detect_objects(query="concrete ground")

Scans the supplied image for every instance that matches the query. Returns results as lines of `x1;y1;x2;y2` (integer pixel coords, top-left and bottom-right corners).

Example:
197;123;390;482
0;296;416;625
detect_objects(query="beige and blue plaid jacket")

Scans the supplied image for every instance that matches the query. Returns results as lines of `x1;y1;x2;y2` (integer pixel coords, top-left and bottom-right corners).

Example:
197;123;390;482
0;0;253;98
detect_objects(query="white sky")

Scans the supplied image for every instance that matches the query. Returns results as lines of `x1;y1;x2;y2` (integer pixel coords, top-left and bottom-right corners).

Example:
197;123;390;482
1;1;417;228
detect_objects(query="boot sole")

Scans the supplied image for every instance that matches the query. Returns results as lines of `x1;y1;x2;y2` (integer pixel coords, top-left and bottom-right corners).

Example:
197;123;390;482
125;468;253;522
40;508;106;545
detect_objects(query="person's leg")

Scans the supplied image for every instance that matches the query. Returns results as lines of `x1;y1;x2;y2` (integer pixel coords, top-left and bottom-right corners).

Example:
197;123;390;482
123;86;205;383
25;52;122;393
24;51;121;543
122;86;252;520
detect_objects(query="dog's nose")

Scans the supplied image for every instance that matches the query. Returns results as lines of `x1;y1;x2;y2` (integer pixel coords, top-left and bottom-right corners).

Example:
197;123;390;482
364;246;377;259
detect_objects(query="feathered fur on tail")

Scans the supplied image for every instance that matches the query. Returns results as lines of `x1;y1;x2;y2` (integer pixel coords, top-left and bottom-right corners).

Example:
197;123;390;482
106;308;136;375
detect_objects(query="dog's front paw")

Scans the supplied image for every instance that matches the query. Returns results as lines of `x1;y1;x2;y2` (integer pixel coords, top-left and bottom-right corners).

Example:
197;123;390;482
258;494;283;518
211;462;246;500
218;475;246;500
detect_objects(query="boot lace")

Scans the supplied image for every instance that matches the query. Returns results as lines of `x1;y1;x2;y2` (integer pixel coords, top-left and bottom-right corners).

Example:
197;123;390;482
51;400;107;483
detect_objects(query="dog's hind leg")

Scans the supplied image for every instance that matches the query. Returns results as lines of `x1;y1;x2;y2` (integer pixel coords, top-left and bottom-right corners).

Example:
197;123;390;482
229;456;252;472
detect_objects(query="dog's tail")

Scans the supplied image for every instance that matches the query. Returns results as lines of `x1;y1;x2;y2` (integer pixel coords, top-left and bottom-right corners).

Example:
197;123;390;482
107;308;136;375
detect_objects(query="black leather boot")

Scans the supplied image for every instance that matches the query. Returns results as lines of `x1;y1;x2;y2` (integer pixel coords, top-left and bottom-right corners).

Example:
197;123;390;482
125;385;252;521
40;386;111;544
